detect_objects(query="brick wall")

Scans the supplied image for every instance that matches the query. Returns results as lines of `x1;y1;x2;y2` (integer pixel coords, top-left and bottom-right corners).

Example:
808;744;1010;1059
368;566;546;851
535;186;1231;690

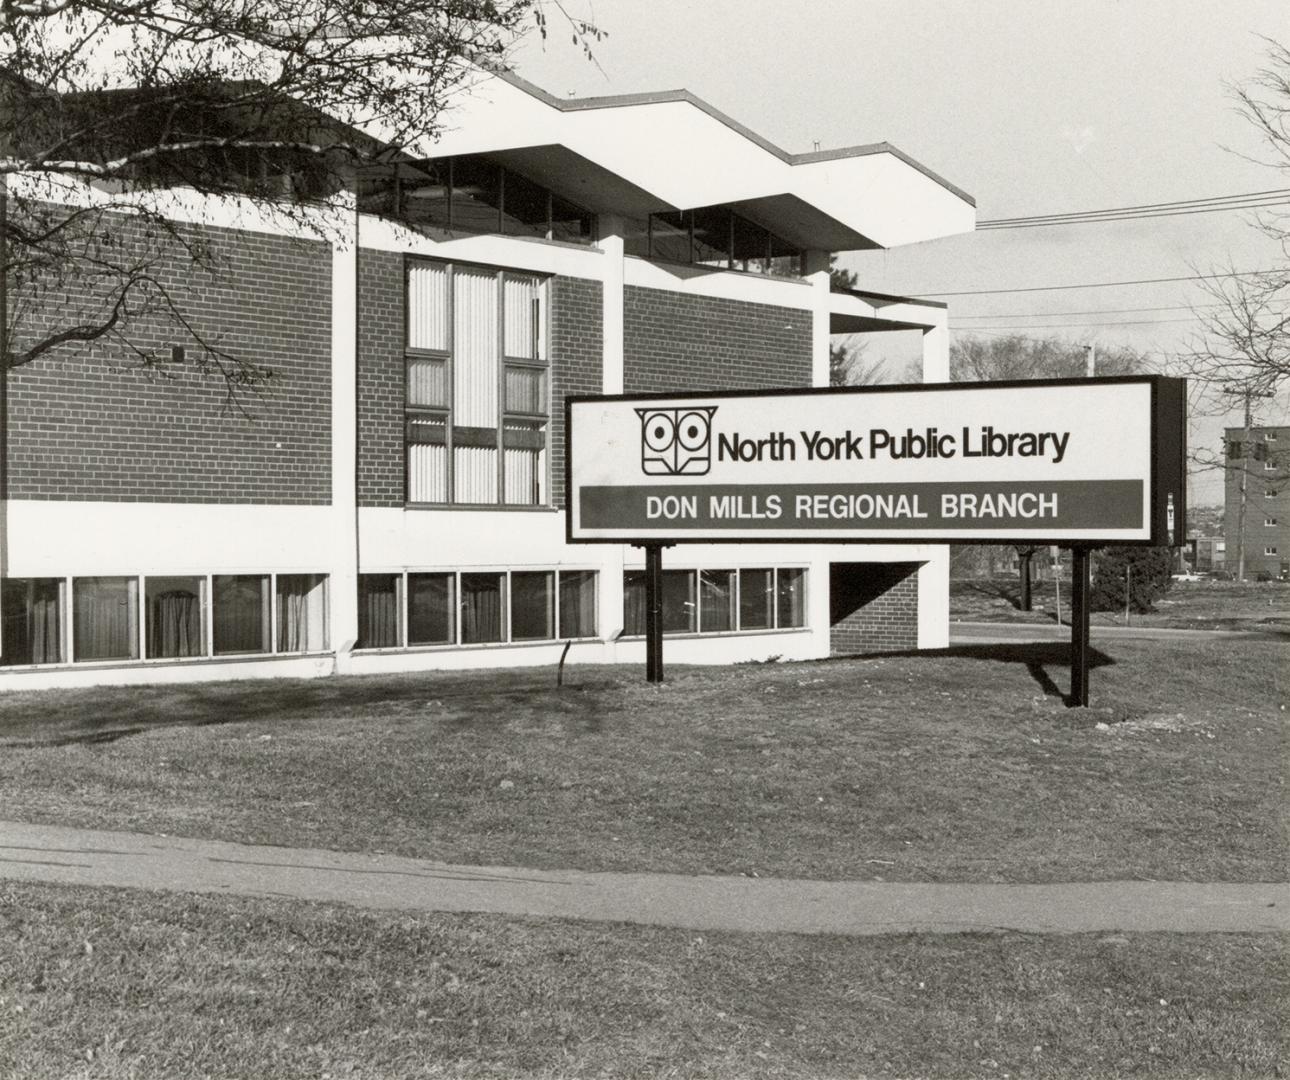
549;276;603;508
7;221;332;504
829;562;921;655
623;286;812;392
357;248;405;507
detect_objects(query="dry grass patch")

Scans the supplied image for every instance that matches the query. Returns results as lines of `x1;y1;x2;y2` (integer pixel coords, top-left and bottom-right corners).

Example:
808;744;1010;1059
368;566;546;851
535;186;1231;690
1;881;1285;1080
0;638;1285;882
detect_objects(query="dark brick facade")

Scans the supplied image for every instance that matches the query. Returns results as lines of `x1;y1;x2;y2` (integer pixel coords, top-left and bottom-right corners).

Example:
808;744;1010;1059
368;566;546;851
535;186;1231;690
357;248;405;507
623;286;812;393
7;222;332;504
829;562;921;655
549;276;603;509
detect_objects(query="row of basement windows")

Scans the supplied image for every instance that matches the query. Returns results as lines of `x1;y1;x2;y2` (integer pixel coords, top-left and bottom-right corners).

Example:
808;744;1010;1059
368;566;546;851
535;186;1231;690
0;574;328;667
622;567;807;635
354;566;807;649
356;570;599;648
0;567;808;667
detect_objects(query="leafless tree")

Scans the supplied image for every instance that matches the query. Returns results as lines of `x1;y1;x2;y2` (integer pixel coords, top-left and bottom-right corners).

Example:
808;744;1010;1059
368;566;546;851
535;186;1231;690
0;0;596;399
1169;38;1290;566
1175;39;1289;407
949;333;1148;600
950;334;1145;382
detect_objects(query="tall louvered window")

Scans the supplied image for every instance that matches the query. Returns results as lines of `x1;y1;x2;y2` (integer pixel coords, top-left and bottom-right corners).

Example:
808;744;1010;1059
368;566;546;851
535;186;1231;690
405;260;548;506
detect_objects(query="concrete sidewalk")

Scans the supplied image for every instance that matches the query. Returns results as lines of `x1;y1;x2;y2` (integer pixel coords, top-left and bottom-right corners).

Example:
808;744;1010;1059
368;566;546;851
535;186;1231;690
2;820;1286;936
950;619;1286;644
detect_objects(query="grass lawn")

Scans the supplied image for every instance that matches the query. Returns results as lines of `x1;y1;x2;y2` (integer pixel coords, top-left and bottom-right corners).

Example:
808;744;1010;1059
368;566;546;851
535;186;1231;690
2;881;1284;1080
952;577;1290;633
0;637;1285;883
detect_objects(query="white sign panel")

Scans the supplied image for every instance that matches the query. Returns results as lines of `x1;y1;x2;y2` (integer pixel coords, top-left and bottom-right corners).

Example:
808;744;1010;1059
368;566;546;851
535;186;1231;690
567;378;1181;544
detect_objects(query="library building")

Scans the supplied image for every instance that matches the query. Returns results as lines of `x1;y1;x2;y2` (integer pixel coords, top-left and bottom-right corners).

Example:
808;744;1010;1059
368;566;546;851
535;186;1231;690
1;64;975;688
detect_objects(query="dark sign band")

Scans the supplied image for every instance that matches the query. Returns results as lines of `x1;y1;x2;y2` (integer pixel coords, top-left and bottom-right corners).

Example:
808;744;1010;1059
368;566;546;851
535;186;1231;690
579;480;1144;532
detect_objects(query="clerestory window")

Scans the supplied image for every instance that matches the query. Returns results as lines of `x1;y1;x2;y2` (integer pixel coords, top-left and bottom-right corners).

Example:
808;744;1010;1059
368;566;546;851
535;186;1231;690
405;259;549;506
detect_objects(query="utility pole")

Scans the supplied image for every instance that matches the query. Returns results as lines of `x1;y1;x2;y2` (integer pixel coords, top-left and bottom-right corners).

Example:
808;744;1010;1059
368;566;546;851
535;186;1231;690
0;176;7;663
1223;383;1274;582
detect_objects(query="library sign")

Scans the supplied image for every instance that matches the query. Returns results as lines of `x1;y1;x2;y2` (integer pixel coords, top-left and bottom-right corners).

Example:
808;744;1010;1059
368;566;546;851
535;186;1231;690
566;376;1186;545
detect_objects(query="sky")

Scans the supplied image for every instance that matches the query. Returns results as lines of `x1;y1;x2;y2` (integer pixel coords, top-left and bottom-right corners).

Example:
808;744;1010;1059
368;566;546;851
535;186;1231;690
508;0;1289;504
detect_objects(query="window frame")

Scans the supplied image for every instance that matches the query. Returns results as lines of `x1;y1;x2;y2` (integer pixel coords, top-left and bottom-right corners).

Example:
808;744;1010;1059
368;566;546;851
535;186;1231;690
0;571;330;668
636;207;805;278
622;566;810;638
404;257;553;509
351;568;601;651
362;157;598;244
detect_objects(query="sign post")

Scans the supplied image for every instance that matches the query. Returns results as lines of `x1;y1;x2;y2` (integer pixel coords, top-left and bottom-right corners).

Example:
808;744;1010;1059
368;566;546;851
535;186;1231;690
640;542;667;683
567;376;1186;699
1070;546;1092;707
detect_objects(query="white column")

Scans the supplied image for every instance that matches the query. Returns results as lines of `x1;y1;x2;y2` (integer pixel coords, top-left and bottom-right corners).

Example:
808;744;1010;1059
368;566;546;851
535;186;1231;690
918;307;950;647
598;216;628;639
804;249;831;388
330;199;360;670
599;215;625;394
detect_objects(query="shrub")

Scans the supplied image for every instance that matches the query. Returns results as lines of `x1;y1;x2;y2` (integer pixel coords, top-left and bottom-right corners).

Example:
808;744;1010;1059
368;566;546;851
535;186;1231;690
1090;546;1175;613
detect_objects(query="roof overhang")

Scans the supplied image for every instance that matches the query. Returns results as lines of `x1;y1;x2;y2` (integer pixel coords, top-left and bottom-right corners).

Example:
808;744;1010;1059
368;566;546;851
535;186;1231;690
416;65;975;251
830;287;947;333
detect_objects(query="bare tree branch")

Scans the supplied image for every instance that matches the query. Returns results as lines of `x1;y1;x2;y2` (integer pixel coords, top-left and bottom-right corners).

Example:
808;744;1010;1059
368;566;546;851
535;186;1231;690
1;0;601;401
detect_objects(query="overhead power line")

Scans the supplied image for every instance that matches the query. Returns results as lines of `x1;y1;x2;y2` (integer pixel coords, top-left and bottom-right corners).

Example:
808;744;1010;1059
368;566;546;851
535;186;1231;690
977;188;1290;230
921;268;1280;298
951;299;1290;321
949;316;1203;332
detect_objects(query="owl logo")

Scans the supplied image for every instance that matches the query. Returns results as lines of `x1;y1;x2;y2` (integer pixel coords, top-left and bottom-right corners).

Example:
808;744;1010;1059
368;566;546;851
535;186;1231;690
636;406;717;476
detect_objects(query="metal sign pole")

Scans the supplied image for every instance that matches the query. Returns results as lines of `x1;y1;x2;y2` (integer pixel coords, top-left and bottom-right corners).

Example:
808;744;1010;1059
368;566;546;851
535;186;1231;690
644;542;664;683
1070;546;1092;706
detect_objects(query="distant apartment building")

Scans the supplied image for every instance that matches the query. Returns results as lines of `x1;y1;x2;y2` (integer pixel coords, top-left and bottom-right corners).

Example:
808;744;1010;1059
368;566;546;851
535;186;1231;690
1223;425;1289;579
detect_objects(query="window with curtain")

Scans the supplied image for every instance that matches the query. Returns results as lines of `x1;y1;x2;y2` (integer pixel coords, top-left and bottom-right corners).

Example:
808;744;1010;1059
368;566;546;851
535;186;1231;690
622;567;807;636
406;260;548;507
738;569;774;630
623;570;647;637
511;571;554;641
145;576;206;659
357;574;402;649
408;573;455;645
73;577;139;662
213;575;270;655
699;570;735;633
277;574;328;652
622;570;697;635
1;578;64;665
558;570;598;639
776;568;807;628
461;573;505;644
661;570;696;633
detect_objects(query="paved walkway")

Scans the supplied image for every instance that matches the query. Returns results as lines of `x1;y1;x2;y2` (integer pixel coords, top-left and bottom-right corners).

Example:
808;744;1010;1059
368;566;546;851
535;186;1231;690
950;620;1286;644
2;821;1286;936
